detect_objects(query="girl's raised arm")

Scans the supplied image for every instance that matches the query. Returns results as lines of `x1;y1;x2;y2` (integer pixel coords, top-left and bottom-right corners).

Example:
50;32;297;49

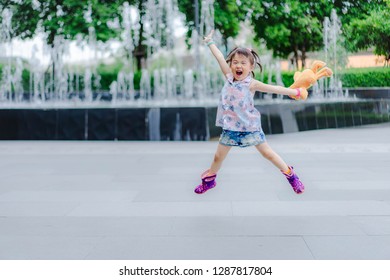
204;30;231;76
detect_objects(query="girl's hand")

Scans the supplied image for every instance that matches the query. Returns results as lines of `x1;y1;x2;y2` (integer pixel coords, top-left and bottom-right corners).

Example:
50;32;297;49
203;30;214;44
289;88;308;100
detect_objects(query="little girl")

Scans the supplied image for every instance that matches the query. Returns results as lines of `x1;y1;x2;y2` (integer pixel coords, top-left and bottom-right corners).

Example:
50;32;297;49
195;30;306;195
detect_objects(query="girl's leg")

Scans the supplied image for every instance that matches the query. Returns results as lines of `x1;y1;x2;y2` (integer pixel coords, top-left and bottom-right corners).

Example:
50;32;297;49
209;144;232;174
194;144;231;194
255;142;305;194
254;142;289;172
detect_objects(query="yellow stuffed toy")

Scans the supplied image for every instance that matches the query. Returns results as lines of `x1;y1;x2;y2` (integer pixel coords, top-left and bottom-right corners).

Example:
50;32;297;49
289;60;333;100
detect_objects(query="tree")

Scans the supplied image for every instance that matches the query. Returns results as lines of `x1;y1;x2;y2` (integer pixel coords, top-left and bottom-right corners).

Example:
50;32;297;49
344;0;390;66
249;0;324;68
249;0;386;68
2;0;39;40
7;0;128;46
3;0;153;69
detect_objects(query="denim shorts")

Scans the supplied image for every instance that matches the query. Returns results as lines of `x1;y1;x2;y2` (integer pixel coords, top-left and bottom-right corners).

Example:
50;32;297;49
219;129;266;148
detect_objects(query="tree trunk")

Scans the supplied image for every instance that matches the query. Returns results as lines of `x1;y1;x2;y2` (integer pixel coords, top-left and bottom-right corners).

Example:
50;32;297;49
48;31;56;48
301;45;306;68
223;37;228;53
293;45;299;70
134;1;146;70
48;39;56;100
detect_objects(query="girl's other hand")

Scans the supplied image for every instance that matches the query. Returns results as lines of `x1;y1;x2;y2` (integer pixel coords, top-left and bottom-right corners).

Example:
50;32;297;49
289;88;308;100
298;88;308;100
203;30;214;43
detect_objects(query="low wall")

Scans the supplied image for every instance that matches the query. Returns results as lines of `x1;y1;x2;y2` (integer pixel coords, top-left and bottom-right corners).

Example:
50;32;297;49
347;88;390;99
0;99;389;141
0;107;209;141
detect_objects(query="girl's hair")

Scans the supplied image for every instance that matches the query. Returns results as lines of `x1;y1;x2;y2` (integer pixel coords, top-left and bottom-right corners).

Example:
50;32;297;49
226;47;262;77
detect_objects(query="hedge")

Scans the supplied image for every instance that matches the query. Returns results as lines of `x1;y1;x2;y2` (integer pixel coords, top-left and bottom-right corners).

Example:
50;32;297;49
259;67;390;88
1;64;389;91
340;67;390;88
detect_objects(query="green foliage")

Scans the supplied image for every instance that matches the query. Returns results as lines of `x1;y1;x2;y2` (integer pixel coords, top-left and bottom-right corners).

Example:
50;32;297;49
21;69;30;90
3;0;390;75
250;1;325;67
5;0;40;39
248;0;387;68
256;71;294;86
98;71;142;90
97;62;124;78
4;62;390;92
6;0;132;45
341;67;390;87
281;71;295;86
344;2;390;65
97;62;142;90
322;0;385;25
177;0;262;44
257;67;390;88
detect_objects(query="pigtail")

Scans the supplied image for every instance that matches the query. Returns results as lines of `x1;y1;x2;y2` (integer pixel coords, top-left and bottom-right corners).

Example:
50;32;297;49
250;49;263;73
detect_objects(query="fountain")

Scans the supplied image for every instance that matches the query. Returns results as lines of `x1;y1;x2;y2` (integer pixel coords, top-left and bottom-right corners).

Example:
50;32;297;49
314;9;348;99
0;3;389;140
0;8;23;102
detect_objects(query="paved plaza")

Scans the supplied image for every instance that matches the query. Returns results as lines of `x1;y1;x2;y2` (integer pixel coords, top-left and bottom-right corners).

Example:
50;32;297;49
0;123;390;260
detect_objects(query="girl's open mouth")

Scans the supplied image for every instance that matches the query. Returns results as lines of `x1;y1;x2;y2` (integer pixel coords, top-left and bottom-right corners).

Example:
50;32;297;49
236;70;243;76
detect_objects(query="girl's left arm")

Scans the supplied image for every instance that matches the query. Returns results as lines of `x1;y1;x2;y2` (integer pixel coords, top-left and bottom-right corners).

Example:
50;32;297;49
250;80;304;98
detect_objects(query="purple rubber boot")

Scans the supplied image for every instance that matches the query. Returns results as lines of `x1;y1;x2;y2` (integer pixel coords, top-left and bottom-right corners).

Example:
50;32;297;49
194;170;217;194
282;166;305;194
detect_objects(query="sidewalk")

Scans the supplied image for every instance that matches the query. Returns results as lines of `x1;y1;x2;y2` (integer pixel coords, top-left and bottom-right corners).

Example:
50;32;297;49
0;123;389;260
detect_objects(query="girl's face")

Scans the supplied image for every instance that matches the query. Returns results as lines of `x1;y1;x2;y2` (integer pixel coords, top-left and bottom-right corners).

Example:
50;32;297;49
230;53;254;81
